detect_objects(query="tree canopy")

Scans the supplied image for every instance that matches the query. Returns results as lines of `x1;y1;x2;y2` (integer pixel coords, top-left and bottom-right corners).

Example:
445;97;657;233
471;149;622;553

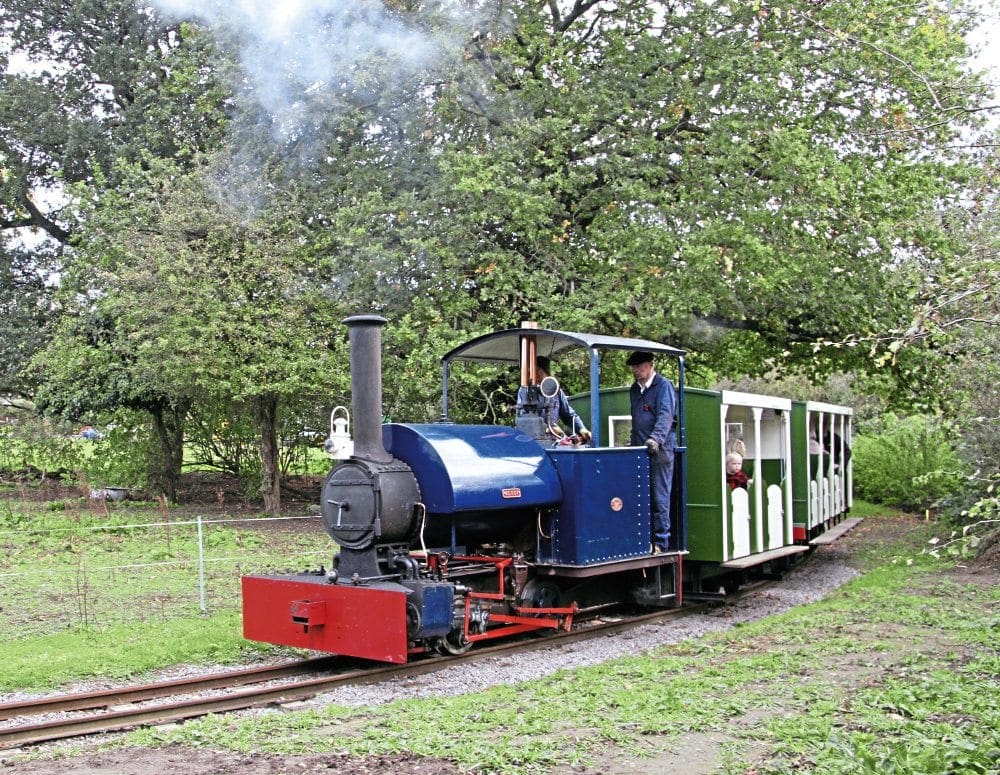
2;0;996;506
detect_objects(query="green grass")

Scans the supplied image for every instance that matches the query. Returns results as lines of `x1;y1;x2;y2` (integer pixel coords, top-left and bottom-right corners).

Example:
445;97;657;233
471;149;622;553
847;499;907;520
0;613;287;691
0;496;329;685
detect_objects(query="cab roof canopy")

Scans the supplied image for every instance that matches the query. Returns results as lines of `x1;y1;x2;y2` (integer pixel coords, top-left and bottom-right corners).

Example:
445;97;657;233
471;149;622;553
442;328;685;365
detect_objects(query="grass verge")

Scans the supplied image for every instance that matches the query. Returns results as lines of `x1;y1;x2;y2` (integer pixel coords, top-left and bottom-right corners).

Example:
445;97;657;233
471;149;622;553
0;495;325;688
3;503;995;774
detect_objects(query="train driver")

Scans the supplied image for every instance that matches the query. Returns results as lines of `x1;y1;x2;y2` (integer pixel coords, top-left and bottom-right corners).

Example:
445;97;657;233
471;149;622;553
518;355;593;442
627;351;676;553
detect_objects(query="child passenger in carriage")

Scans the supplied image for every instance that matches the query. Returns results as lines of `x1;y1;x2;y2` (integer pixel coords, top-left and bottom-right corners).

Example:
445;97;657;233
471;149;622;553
726;452;750;491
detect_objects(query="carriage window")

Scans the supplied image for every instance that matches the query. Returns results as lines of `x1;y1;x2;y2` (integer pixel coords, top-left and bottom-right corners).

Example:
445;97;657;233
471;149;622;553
608;416;632;448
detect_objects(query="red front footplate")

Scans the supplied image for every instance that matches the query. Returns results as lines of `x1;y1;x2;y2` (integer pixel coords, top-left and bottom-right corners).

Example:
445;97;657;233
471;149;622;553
241;574;408;663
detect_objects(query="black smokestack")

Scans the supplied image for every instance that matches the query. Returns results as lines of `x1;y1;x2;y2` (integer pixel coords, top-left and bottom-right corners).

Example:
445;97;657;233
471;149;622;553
344;314;393;463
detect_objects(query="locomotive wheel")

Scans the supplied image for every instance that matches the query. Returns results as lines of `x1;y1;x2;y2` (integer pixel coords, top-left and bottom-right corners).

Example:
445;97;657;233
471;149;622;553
406;602;421;640
519;579;563;611
437;630;472;656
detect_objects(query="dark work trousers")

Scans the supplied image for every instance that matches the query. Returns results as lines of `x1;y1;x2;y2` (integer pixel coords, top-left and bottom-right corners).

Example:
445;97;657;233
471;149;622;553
650;442;674;549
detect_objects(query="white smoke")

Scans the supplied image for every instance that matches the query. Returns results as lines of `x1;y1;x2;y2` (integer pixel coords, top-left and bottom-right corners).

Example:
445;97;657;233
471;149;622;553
148;0;481;216
152;0;462;136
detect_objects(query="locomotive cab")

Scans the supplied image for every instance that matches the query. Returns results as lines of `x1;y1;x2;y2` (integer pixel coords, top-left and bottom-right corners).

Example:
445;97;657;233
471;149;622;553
439;326;688;615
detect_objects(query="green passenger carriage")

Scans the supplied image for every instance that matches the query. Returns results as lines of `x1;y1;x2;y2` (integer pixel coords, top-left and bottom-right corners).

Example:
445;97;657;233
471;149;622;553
571;385;853;594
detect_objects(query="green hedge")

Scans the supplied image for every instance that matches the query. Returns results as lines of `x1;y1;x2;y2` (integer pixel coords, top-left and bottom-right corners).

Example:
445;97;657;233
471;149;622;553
853;414;966;511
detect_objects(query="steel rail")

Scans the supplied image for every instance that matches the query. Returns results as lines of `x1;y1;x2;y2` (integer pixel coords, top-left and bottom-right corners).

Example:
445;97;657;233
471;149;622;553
0;657;339;721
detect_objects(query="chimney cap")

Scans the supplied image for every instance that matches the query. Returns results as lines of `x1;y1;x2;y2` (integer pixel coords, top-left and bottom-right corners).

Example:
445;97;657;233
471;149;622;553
343;314;387;326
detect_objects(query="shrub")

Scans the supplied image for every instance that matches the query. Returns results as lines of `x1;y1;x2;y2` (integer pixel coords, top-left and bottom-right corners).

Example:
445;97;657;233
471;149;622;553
78;417;153;491
853;414;966;511
0;415;83;478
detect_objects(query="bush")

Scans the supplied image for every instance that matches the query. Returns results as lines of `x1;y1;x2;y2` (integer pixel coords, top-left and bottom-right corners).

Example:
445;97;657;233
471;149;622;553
79;417;153;491
853;413;966;511
0;415;83;479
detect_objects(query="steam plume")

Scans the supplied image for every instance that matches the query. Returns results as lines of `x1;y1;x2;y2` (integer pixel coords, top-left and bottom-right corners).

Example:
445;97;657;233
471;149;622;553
149;0;474;216
153;0;454;131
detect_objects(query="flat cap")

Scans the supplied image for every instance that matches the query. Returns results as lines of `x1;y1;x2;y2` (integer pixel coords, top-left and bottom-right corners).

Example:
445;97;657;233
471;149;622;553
626;351;654;366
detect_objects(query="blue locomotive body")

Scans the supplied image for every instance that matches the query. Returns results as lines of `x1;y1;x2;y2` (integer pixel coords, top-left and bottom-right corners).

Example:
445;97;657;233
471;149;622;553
384;423;561;510
540;446;651;565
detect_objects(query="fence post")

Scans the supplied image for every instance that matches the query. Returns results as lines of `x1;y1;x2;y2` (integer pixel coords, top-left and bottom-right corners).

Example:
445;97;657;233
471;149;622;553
197;514;206;613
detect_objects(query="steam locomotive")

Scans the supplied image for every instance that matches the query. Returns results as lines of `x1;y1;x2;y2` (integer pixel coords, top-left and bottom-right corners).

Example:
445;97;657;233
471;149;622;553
241;315;854;663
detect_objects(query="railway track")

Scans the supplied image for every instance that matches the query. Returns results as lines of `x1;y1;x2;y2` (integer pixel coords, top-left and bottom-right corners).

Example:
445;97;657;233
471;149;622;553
0;601;712;751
